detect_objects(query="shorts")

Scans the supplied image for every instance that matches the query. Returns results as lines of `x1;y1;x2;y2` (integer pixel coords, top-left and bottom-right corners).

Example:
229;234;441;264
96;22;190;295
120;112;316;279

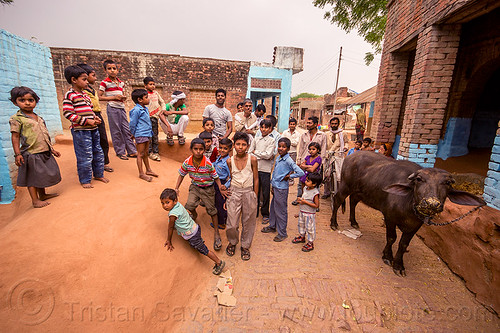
185;184;217;216
135;136;150;144
187;226;209;255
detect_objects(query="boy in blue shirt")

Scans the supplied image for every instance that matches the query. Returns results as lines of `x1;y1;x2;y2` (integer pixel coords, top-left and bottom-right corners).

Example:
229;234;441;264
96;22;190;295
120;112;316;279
262;137;304;242
161;188;225;275
212;138;232;230
129;89;158;182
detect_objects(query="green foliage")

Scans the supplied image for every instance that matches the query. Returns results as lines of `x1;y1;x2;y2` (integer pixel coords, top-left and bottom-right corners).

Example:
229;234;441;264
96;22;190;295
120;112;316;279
314;0;387;65
0;0;13;4
291;92;323;102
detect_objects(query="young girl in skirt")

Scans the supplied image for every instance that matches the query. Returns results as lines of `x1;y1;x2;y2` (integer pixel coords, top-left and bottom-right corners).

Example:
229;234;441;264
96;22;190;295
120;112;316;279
9;87;61;208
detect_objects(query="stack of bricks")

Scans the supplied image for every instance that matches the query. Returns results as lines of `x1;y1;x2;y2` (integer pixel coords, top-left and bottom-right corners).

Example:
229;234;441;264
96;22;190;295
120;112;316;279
50;48;250;131
484;121;500;209
0;30;62;203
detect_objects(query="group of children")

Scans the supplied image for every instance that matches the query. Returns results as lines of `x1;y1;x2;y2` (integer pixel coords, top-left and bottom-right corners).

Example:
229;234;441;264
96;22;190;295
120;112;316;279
10;64;337;275
159;113;327;275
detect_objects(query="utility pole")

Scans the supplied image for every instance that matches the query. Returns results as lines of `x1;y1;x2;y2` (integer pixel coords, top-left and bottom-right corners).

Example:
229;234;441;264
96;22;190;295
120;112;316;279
332;46;342;126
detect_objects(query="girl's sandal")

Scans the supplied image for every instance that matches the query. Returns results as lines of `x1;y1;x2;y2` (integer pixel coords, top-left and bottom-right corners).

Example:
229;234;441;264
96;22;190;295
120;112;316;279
292;235;306;244
226;244;236;257
241;248;251;261
166;135;175;146
302;242;314;252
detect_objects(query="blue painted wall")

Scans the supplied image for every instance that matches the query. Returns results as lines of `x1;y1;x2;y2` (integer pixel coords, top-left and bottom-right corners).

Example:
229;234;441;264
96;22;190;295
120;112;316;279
397;143;437;168
247;65;292;132
0;30;62;203
436;117;472;160
484;135;500;210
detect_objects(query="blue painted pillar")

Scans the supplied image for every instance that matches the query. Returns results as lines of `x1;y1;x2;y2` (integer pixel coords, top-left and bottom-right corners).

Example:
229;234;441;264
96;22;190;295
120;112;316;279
272;96;277;116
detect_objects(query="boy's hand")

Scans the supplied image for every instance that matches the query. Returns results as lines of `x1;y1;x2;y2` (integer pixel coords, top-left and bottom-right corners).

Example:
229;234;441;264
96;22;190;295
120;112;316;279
294;213;299;218
86;119;96;126
296;198;304;204
174;188;180;196
131;136;135;141
15;154;24;166
283;174;290;181
52;150;61;158
220;187;229;199
164;240;174;251
94;116;102;125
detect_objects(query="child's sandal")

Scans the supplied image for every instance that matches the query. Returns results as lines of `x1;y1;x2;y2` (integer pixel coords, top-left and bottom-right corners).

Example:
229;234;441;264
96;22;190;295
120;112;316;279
292;235;306;244
226;244;236;257
178;136;186;145
166;135;174;146
241;248;251;261
302;242;314;252
213;260;226;275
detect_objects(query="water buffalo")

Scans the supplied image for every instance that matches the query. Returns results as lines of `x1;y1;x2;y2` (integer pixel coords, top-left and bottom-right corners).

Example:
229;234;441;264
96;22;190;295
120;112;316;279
330;151;485;276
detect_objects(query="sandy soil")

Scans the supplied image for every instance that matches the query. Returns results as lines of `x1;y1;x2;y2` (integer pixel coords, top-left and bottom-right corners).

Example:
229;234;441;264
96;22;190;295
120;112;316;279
0;135;218;332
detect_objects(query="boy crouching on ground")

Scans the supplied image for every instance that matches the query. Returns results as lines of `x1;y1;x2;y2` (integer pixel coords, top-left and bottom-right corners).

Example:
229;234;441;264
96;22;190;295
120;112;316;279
161;188;225;275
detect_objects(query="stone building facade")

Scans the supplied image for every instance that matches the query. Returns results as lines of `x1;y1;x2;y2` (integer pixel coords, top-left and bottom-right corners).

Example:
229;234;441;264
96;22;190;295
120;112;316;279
372;0;500;209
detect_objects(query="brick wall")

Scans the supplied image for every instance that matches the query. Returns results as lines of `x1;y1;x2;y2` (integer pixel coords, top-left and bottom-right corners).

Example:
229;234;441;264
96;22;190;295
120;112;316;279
0;30;62;203
484;122;500;209
50;48;250;133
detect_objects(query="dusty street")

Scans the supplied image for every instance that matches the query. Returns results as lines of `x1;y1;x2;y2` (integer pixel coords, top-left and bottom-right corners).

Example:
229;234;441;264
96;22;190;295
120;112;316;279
0;137;498;333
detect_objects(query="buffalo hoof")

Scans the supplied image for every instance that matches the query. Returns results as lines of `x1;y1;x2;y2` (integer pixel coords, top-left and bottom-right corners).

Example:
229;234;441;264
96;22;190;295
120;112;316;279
393;268;407;277
330;224;338;231
351;222;360;229
383;259;392;266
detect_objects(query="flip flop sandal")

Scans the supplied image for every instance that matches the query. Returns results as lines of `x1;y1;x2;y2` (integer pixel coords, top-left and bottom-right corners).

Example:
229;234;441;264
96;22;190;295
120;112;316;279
178;136;186;145
117;154;129;160
214;238;222;251
212;260;226;275
104;166;114;172
226;244;236;257
210;222;226;230
127;154;137;158
166;136;174;146
241;248;251;261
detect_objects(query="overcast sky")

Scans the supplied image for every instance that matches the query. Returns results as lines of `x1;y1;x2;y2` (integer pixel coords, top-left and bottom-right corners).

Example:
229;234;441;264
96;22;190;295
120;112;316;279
0;0;380;96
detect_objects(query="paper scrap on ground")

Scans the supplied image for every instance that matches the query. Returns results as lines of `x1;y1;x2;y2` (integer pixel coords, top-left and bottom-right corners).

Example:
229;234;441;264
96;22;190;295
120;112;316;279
338;228;362;239
214;268;236;306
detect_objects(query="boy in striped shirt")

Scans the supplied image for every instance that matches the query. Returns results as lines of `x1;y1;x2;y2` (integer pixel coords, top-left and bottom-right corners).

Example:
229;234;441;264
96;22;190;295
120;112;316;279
98;59;137;160
175;138;228;251
63;65;109;188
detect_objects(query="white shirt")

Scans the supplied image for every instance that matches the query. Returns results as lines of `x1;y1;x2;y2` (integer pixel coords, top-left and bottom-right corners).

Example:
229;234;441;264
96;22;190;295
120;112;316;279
282;129;300;153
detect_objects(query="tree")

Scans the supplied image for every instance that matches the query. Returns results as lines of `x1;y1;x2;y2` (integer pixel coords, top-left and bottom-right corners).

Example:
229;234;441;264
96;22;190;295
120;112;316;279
291;92;323;102
0;0;13;4
313;0;387;65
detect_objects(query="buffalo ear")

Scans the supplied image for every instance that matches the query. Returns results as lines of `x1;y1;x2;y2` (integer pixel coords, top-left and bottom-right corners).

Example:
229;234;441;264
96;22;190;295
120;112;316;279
448;189;486;206
384;183;412;196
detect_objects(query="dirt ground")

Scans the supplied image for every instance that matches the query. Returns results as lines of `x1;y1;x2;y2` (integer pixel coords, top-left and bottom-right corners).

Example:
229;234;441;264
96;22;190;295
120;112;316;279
0;134;499;332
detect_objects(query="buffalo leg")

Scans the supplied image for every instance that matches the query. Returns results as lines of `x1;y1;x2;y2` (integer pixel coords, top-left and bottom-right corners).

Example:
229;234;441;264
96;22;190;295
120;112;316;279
348;195;360;229
392;231;416;277
330;191;348;230
382;218;397;266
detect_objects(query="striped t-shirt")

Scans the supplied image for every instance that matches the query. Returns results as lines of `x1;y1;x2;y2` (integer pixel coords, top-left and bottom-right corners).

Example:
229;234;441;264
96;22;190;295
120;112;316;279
179;155;219;187
99;77;125;109
63;89;97;130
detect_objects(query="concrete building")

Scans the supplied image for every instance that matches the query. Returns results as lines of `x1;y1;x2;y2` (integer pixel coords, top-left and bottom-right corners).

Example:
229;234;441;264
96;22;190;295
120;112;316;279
371;0;500;210
347;85;377;137
290;97;324;127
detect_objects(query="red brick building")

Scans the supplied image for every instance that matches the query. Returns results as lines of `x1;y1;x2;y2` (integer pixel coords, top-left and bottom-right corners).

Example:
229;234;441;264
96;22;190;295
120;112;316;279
50;48;250;133
372;0;500;205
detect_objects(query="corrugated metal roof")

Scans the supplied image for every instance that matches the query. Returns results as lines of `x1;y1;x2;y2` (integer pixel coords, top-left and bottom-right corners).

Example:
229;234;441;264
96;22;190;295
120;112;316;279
347;85;377;105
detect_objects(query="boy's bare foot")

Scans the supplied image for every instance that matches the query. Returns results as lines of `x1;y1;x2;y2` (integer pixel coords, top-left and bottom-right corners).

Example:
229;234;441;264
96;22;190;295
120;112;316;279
146;171;158;177
94;177;110;183
139;174;153;182
39;193;59;201
82;183;94;189
33;200;50;208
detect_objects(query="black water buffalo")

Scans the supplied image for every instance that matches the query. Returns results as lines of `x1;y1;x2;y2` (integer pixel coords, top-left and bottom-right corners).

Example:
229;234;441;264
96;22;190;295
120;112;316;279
330;151;485;276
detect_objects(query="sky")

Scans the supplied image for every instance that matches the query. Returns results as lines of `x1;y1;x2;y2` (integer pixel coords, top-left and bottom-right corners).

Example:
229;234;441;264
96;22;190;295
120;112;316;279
0;0;381;96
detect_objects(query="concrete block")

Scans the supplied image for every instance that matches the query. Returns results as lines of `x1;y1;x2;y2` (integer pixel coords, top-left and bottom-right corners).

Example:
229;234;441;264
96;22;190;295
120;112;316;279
494;136;500;145
484;186;500;199
484;177;497;188
487;170;500;182
492;145;500;154
491;153;500;164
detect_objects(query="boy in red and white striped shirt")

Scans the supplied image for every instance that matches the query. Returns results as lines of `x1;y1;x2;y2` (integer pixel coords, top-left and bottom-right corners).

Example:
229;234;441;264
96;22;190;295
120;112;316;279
63;65;109;188
98;59;137;160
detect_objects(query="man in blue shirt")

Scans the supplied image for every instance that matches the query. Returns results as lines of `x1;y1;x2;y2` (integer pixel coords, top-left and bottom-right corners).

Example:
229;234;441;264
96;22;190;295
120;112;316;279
212;138;232;229
262;137;304;242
